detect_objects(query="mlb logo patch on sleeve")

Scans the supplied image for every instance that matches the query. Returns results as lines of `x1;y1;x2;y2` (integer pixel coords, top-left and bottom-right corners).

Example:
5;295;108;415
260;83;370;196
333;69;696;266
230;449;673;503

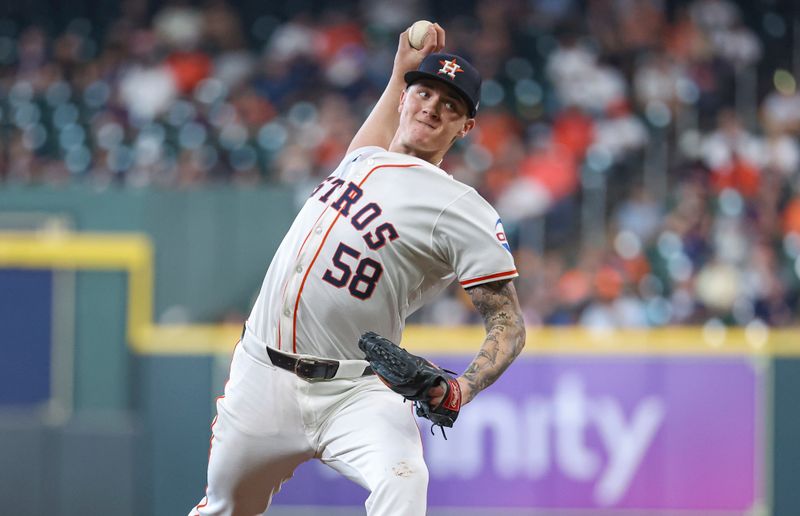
495;218;511;252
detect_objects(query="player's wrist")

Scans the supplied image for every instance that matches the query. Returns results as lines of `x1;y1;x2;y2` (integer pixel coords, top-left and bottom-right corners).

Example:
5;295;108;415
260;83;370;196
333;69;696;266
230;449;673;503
388;69;407;84
456;377;473;405
391;51;425;79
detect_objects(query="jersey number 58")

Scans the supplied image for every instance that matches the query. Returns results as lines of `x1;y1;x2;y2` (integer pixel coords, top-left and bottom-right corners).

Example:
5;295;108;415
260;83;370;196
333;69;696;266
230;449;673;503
322;243;383;300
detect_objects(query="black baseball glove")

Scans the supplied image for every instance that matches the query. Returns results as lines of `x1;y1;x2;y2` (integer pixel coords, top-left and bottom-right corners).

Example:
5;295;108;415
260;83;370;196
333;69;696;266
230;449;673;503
358;331;461;437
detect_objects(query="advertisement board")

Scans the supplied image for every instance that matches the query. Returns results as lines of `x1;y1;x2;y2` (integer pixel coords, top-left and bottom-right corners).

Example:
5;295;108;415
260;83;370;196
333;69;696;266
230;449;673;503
273;356;763;511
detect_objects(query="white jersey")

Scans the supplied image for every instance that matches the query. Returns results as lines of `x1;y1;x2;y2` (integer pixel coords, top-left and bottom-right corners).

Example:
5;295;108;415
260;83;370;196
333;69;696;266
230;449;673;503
247;146;517;359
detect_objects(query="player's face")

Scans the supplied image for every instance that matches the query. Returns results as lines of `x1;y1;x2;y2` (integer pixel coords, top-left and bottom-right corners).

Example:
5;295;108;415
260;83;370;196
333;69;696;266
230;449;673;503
397;79;475;156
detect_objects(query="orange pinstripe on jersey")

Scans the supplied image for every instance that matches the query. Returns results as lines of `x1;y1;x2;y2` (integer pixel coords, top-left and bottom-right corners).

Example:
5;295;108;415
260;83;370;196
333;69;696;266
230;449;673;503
277;204;332;350
459;269;518;287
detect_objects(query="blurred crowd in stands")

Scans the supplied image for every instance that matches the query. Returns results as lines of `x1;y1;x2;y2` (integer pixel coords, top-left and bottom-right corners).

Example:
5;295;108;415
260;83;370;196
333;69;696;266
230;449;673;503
1;0;799;328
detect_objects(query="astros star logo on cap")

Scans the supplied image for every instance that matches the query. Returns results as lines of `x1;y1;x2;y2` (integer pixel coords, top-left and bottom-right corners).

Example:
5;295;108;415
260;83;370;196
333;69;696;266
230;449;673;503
438;58;464;80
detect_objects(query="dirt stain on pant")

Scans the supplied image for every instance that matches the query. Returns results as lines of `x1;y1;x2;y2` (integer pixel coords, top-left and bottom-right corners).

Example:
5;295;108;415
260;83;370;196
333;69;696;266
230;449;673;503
392;461;414;478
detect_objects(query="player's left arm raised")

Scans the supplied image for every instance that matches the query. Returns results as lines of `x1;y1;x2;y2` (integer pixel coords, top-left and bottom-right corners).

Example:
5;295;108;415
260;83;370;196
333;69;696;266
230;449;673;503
431;279;526;405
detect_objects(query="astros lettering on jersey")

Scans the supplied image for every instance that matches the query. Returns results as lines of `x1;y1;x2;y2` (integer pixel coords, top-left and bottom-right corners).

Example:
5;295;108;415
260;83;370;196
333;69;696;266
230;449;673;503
247;146;518;359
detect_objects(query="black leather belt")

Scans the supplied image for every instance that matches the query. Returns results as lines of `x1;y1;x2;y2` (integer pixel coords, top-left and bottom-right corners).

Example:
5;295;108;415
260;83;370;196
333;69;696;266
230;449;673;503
266;346;373;380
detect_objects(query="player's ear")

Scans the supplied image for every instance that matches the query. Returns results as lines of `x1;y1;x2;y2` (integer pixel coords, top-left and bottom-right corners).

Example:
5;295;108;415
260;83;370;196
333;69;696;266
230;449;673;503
398;88;407;113
458;118;476;138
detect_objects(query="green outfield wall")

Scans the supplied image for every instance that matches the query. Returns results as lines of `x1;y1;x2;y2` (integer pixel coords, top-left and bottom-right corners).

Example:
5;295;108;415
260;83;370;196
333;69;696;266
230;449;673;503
0;186;294;514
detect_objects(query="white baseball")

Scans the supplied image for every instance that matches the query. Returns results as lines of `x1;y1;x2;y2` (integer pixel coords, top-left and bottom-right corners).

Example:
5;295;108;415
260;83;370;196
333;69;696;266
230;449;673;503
408;20;433;50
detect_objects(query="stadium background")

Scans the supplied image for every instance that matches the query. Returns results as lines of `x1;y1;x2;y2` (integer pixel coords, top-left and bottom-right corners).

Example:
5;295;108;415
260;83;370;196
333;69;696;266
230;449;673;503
1;0;799;514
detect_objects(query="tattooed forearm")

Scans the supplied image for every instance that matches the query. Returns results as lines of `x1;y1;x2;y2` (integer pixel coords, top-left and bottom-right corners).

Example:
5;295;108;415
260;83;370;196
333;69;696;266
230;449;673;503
461;279;526;403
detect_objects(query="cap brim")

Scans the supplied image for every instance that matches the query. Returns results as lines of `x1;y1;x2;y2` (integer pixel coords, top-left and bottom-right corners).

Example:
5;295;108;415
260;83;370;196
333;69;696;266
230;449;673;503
404;70;477;118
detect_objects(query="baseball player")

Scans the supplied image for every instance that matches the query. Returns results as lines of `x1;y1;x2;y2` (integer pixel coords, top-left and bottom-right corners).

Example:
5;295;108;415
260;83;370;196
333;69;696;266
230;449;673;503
190;22;526;516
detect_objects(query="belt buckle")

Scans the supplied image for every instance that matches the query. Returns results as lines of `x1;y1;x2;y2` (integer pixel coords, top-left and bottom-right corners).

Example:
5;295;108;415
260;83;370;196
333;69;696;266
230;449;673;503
294;358;318;380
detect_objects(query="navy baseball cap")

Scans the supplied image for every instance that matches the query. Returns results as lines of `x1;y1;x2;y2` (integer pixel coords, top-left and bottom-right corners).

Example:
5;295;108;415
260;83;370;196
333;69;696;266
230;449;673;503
404;53;481;118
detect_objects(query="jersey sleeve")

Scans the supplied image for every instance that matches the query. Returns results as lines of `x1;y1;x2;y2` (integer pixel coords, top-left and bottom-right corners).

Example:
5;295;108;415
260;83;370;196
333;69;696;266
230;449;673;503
432;189;518;288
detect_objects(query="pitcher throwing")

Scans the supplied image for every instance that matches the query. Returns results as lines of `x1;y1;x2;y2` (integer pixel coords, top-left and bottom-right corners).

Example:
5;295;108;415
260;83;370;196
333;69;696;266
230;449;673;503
190;22;526;516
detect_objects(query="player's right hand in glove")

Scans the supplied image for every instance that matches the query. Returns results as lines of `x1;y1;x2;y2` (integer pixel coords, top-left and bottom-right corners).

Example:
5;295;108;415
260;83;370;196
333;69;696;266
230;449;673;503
358;331;461;437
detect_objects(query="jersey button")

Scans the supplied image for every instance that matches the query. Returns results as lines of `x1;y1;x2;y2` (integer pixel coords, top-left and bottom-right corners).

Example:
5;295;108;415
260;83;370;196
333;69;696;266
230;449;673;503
295;265;303;273
315;226;322;234
283;308;291;317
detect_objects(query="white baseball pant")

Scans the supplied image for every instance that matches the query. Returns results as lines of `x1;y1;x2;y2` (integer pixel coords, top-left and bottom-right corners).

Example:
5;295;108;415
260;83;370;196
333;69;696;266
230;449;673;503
189;336;428;516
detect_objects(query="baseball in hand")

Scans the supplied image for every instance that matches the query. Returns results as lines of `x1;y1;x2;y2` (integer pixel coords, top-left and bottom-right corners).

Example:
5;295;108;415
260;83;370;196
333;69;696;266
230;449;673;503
408;20;433;50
